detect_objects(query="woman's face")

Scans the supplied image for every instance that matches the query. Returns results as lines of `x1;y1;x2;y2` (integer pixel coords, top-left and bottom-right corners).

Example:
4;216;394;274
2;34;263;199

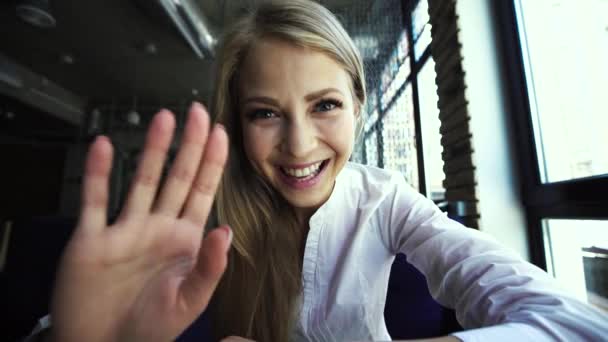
238;38;357;213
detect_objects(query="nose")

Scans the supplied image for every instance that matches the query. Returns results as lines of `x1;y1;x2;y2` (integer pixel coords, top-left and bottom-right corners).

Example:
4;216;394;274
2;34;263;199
281;115;317;158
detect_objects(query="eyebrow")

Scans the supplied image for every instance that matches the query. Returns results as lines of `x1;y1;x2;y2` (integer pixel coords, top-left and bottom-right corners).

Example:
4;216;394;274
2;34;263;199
243;87;345;106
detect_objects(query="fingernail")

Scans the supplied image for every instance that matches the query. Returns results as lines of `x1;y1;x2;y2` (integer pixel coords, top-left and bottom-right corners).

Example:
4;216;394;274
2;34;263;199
216;123;225;132
220;225;232;248
192;101;203;111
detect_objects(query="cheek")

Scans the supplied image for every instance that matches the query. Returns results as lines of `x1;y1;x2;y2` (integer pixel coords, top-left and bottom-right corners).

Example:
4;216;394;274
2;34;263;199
241;122;277;167
319;113;356;155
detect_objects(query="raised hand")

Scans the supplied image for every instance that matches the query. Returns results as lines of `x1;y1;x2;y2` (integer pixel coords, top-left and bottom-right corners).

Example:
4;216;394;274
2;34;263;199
50;103;230;342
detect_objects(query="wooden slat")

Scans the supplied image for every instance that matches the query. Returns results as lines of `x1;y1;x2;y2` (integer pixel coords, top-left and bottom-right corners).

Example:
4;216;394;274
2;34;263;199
443;169;476;188
443;155;474;174
440;121;471;145
440;109;470;133
438;91;467;119
429;0;479;229
445;186;478;201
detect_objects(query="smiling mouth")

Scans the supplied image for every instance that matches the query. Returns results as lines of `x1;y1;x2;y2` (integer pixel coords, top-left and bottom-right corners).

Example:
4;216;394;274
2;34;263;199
279;159;329;181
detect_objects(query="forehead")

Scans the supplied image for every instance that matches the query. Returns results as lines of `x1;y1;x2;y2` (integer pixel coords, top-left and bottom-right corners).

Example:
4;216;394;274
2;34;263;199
238;38;352;97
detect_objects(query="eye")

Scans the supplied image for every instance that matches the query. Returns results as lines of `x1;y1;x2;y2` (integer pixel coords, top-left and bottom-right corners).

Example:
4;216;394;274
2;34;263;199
248;109;277;120
314;99;343;112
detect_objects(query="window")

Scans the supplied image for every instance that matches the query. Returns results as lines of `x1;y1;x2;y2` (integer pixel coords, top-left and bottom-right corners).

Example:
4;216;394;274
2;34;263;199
515;0;608;183
418;57;445;201
498;0;608;312
352;0;444;197
543;219;608;311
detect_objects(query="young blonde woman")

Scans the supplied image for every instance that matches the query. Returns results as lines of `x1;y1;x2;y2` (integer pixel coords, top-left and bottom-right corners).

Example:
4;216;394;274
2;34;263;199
38;0;607;341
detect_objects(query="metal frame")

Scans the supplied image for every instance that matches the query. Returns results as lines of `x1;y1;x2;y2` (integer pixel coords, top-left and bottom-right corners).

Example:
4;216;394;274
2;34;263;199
360;0;435;195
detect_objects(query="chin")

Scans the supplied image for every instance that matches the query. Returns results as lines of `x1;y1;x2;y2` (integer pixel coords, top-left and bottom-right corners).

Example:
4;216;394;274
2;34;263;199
280;190;330;209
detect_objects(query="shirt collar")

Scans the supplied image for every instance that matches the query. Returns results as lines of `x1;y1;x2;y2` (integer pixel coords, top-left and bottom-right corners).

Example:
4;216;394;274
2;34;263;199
308;163;348;227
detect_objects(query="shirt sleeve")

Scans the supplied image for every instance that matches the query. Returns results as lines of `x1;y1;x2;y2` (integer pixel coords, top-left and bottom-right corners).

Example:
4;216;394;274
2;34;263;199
381;173;608;341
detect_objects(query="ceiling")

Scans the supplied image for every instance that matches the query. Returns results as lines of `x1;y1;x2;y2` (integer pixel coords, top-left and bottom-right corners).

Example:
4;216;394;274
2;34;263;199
0;0;367;109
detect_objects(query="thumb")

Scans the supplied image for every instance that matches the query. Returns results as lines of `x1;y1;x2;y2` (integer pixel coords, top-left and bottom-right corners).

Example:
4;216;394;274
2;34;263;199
180;225;231;314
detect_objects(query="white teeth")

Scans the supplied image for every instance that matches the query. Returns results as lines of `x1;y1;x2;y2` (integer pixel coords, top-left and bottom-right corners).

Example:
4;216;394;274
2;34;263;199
282;161;323;178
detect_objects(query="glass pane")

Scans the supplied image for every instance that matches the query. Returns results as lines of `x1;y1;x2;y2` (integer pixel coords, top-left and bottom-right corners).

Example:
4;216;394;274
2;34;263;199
543;219;608;312
418;57;445;201
515;0;608;183
412;0;430;42
414;23;432;61
364;109;379;133
397;30;409;63
365;130;379;167
381;85;419;189
380;56;410;111
351;134;365;164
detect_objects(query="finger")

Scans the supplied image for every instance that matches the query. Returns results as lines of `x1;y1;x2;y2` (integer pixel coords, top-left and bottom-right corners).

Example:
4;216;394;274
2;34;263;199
121;110;175;219
78;136;113;234
180;225;231;316
181;124;229;225
155;103;209;216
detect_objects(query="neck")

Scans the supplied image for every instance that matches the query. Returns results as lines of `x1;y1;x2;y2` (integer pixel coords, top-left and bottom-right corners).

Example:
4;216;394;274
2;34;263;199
293;179;337;227
294;206;316;227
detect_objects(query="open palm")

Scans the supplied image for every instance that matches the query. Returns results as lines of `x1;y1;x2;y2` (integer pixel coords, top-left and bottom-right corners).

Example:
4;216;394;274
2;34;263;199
50;103;230;342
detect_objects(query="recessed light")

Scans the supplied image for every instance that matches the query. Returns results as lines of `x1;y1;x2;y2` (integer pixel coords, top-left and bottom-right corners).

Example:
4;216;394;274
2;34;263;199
61;54;74;64
16;0;56;28
145;43;158;55
127;110;141;126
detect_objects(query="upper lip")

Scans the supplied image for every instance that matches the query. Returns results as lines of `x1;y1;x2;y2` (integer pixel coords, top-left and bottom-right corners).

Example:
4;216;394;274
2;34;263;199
278;159;328;169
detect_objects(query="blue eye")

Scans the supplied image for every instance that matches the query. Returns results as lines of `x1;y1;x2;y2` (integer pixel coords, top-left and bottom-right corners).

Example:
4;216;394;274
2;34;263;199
248;109;276;120
314;99;343;112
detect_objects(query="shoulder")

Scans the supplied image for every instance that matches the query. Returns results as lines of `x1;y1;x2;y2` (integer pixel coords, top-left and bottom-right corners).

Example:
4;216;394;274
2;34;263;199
340;162;401;185
340;162;413;193
337;162;418;205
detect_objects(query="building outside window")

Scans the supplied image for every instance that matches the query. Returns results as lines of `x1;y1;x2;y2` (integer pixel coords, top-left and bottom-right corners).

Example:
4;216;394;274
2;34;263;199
348;0;445;199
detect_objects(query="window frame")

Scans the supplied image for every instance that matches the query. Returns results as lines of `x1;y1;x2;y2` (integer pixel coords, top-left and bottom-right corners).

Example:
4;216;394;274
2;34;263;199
359;0;435;197
494;0;608;269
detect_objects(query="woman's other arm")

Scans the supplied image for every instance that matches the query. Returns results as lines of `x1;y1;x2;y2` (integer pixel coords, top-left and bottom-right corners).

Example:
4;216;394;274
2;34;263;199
380;172;608;341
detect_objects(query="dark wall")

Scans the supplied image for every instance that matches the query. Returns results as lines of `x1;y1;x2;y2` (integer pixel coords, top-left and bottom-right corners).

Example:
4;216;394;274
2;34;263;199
0;96;76;340
0;94;76;219
0;143;66;219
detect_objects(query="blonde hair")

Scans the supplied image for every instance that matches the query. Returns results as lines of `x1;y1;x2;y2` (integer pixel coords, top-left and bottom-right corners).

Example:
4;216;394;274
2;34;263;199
211;1;366;340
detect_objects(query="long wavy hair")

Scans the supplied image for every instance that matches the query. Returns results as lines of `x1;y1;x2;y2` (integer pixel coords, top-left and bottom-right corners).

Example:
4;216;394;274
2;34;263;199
211;1;366;340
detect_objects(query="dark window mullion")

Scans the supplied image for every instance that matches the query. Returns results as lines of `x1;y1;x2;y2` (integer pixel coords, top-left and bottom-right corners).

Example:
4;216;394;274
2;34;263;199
375;82;385;168
531;203;608;221
527;176;608;207
494;0;547;267
403;0;427;195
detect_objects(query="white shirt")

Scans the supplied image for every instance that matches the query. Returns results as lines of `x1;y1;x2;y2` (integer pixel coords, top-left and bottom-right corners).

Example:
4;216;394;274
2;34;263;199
291;162;608;341
28;162;608;341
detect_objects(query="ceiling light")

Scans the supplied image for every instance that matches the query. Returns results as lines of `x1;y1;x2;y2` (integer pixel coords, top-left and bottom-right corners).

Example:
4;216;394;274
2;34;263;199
61;54;74;65
144;43;158;55
127;110;141;126
16;0;56;28
126;97;140;126
158;0;217;58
